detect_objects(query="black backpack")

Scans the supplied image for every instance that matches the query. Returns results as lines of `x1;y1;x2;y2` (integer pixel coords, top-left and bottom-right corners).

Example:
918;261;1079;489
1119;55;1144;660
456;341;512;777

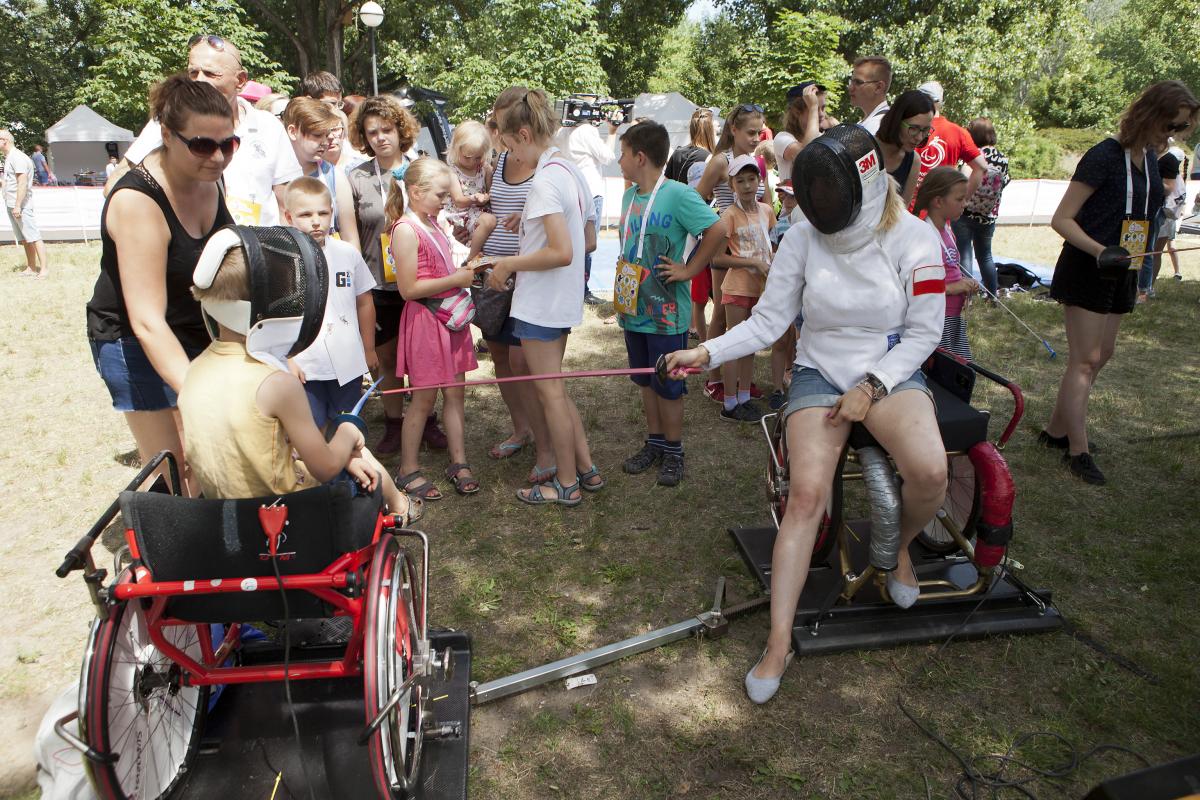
665;145;709;185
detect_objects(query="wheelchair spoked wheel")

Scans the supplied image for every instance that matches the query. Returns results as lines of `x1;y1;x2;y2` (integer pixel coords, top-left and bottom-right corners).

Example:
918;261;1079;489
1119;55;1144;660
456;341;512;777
364;534;425;798
79;572;209;800
918;453;980;554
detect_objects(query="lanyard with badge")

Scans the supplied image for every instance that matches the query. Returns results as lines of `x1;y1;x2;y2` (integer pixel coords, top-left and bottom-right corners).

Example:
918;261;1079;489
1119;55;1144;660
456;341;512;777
1118;148;1151;271
614;173;665;316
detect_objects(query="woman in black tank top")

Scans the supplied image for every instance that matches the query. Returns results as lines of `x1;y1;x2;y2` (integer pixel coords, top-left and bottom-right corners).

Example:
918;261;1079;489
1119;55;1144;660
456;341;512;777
85;75;235;495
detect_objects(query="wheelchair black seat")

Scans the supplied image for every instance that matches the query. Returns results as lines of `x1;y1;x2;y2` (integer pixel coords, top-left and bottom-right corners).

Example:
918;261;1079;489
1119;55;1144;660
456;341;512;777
846;379;990;454
119;482;383;622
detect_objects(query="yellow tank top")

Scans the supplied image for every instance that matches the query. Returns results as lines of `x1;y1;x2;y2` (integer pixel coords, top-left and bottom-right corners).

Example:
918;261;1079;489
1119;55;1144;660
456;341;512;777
179;340;314;499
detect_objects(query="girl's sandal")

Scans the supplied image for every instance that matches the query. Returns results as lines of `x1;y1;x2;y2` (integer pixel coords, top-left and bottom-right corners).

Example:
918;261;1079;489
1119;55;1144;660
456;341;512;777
578;465;605;493
445;463;481;495
516;477;582;507
528;464;557;485
395;470;443;502
488;434;531;460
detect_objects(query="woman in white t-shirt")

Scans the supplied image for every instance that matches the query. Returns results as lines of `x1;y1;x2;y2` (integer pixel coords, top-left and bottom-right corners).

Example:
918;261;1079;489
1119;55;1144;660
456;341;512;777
487;87;601;507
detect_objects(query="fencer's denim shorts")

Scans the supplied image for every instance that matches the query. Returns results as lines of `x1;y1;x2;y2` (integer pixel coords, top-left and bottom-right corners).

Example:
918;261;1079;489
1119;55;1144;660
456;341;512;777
512;319;572;342
90;337;200;413
783;367;932;419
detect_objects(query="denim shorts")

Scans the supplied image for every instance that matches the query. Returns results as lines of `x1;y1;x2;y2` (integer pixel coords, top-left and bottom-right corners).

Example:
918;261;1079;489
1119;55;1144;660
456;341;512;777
90;337;197;413
512;318;571;342
304;378;364;428
783;366;932;419
624;329;688;400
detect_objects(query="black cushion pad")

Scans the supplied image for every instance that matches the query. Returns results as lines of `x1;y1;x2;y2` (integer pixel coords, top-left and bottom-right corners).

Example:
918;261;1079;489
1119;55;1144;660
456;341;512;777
120;483;382;622
847;381;990;453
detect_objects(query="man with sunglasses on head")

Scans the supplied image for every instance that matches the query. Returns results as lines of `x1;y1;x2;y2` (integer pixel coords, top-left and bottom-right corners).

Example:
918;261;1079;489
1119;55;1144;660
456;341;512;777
848;56;892;135
106;33;301;226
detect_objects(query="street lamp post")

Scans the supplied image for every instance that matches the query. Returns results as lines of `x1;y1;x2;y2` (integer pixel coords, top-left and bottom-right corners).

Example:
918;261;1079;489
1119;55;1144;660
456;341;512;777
360;2;384;96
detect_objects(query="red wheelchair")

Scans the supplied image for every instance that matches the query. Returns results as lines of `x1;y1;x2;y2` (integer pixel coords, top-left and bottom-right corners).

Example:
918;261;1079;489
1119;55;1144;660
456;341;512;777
53;452;451;799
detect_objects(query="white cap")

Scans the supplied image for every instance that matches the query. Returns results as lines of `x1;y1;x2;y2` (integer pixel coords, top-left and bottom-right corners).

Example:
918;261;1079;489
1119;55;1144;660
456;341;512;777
918;81;944;104
727;153;760;178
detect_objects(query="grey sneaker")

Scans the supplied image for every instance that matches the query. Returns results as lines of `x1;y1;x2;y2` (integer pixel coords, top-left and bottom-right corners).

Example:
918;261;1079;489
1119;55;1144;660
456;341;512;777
623;442;662;474
657;452;684;486
720;402;765;424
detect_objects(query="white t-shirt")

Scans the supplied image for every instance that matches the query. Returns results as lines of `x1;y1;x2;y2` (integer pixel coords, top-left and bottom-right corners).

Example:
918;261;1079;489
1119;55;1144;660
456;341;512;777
291;238;376;384
510;148;592;329
773;131;798;182
860;101;890;136
2;148;33;208
556;123;615;199
125;97;302;226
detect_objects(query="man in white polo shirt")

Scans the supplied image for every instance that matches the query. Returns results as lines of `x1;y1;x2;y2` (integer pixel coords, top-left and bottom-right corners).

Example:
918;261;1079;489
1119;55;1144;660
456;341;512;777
848;56;892;136
106;34;301;225
1;129;49;277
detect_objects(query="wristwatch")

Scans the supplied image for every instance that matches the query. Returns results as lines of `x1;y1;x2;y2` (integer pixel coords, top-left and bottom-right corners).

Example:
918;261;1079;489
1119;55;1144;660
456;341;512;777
860;373;888;402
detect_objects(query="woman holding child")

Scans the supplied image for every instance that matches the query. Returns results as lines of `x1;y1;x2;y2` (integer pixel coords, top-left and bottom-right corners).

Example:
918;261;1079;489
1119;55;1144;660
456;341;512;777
86;75;236;495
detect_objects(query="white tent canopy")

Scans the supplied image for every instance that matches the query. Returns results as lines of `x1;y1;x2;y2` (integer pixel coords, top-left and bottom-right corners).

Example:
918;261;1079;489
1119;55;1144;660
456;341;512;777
45;105;134;184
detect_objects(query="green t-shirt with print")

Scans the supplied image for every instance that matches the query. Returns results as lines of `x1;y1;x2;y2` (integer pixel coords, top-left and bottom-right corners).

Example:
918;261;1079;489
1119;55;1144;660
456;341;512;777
617;179;720;335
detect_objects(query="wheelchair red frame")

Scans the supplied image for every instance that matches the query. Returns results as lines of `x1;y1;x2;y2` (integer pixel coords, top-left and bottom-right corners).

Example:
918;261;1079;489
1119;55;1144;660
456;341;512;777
54;451;444;800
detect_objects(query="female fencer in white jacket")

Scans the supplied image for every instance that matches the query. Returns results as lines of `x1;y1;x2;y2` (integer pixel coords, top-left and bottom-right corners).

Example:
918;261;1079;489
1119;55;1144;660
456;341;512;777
665;125;949;704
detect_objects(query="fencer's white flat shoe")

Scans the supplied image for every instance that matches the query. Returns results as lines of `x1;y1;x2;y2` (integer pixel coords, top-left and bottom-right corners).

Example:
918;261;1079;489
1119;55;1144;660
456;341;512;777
744;647;794;704
887;563;920;609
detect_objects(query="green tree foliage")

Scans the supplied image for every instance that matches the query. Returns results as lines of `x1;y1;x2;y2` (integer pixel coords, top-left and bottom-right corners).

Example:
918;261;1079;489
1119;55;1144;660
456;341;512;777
0;0;101;150
595;0;691;99
78;0;293;132
1098;0;1200;100
654;9;848;117
392;0;611;121
1026;4;1126;129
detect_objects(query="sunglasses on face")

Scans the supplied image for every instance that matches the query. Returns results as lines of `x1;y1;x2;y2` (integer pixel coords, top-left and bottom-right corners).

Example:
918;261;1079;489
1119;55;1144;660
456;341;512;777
1166;120;1191;133
172;129;240;158
902;120;933;136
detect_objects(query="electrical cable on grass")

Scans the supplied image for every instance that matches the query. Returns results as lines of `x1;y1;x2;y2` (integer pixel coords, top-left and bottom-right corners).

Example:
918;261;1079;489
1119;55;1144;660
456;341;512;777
270;554;318;800
899;565;1153;798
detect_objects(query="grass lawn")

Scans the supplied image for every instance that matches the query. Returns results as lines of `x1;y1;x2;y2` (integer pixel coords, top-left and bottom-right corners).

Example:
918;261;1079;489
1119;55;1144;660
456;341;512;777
1;226;1198;798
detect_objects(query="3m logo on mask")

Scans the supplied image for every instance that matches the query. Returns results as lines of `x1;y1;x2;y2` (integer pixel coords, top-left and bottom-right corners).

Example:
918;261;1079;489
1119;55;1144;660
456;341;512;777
855;149;881;186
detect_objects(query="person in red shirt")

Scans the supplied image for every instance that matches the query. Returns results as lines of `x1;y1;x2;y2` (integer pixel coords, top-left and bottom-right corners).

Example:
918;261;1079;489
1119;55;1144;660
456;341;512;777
913;81;990;273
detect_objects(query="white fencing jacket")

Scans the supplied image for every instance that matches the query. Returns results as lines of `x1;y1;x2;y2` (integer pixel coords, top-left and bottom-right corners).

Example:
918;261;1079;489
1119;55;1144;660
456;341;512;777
704;185;946;394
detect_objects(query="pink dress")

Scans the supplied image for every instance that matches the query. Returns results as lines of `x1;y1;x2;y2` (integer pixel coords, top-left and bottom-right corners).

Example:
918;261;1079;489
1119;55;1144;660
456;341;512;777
392;217;478;387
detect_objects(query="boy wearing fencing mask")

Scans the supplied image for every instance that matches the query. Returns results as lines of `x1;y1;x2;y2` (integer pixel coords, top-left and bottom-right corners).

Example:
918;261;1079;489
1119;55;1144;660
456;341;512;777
666;125;949;703
179;225;419;523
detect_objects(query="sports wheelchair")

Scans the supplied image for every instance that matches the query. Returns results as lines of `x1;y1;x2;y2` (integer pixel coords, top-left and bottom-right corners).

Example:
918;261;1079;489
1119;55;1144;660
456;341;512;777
53;452;452;800
738;349;1059;652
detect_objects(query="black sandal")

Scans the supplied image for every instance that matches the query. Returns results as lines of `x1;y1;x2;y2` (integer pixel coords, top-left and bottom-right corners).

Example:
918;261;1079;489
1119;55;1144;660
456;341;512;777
445;463;481;495
395;470;443;502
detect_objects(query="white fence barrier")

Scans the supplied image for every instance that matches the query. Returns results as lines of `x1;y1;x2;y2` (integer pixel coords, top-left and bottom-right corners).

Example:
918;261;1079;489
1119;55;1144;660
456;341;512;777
3;180;1197;242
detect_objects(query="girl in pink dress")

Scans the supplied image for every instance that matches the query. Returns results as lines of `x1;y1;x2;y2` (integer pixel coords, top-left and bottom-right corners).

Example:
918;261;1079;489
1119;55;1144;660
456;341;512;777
387;158;479;500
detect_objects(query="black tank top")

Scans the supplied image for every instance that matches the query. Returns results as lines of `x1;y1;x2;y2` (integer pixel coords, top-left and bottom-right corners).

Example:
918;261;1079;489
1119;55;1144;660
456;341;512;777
86;164;233;351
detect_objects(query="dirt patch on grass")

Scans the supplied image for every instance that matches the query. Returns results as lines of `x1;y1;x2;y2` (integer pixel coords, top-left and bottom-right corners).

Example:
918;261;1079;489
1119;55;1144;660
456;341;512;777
2;233;1199;797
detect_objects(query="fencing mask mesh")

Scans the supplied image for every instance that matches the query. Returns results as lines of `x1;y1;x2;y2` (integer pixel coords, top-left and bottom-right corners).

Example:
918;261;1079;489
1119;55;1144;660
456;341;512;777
792;124;885;235
193;225;328;371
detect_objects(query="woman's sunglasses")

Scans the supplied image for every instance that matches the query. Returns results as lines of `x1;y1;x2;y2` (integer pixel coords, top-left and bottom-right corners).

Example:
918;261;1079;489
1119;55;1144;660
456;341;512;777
1165;120;1191;133
735;103;765;115
172;130;241;158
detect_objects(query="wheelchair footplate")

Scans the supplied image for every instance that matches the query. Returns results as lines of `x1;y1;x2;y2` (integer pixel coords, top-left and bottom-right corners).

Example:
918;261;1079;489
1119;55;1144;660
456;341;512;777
731;524;1062;657
178;629;472;799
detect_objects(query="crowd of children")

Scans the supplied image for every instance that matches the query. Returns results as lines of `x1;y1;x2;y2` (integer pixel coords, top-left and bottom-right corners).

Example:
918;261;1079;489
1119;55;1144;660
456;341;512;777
100;70;1006;520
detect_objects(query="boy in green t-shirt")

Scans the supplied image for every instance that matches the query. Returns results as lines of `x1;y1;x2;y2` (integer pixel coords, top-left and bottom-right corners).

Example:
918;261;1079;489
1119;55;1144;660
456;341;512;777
617;121;726;486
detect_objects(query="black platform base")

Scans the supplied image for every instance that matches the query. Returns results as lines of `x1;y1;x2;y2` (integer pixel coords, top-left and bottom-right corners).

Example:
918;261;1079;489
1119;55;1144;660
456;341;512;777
178;629;472;800
731;524;1062;656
